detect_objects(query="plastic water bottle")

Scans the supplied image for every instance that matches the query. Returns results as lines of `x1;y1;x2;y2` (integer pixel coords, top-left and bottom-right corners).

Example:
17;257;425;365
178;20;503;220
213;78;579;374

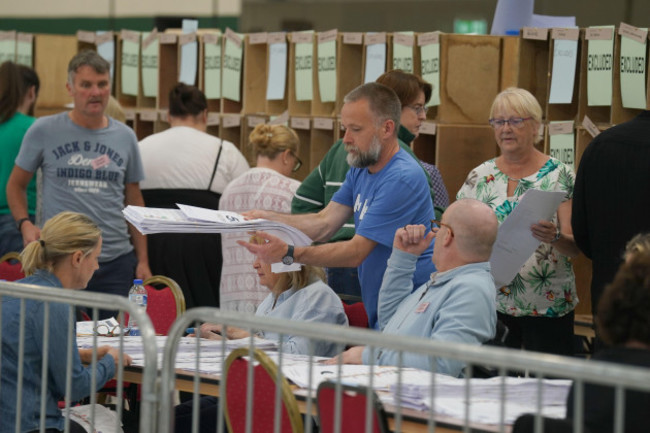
127;279;147;336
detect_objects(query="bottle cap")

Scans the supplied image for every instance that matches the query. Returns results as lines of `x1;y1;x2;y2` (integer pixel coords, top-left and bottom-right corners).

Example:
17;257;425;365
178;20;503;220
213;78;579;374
133;279;143;285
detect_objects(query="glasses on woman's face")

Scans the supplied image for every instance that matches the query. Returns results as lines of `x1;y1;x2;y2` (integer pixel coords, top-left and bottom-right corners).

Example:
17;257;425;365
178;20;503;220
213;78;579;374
407;104;428;116
431;219;454;237
488;117;532;129
291;153;303;173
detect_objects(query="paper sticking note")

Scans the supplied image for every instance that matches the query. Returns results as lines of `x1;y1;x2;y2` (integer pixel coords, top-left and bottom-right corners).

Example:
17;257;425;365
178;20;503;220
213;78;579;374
317;35;337;103
179;19;198;85
204;34;222;99
548;37;578;104
120;32;140;96
266;38;287;101
392;32;414;73
141;31;159;98
222;29;243;102
0;32;16;64
489;189;566;288
548;121;575;170
419;32;440;107
96;31;115;81
620;30;647;110
294;32;313;102
586;26;614;107
364;34;386;83
15;34;33;67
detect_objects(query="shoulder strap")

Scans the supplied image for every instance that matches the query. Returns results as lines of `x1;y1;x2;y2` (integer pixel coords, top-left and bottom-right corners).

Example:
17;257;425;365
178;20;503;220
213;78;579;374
207;143;224;191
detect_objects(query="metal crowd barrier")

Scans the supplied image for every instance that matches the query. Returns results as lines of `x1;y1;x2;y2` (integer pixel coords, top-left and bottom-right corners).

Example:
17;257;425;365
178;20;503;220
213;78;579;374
0;279;159;433
159;307;650;433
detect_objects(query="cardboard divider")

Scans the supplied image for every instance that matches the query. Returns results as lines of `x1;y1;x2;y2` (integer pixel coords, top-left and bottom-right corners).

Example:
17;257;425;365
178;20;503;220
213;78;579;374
312;30;337;117
362;32;388;85
242;114;270;166
435;124;498;200
124;108;135;130
33;34;77;110
334;32;364;113
265;32;289;115
157;33;178;110
200;33;222;113
289;116;312;180
221;29;244;114
288;32;314;116
417;32;441;121
242;32;269;115
500;35;520;90
577;28;613;126
438;34;502;124
134;109;158;141
310;116;338;171
611;28;647;124
137;29;158;109
115;30;140;108
546;29;581;122
412;121;437;164
220;113;243;151
391;32;418;74
205;112;220;138
516;28;551;116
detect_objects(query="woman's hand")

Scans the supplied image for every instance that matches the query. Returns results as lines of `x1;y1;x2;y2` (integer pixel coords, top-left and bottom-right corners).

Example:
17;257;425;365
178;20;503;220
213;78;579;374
197;323;224;340
322;346;364;365
530;220;558;244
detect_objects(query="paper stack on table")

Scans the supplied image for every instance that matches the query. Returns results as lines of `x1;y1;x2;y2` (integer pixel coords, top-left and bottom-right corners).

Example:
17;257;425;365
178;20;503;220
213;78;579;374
123;203;312;247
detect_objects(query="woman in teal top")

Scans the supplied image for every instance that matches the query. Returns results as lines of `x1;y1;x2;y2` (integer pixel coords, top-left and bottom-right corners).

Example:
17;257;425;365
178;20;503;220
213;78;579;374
0;61;39;255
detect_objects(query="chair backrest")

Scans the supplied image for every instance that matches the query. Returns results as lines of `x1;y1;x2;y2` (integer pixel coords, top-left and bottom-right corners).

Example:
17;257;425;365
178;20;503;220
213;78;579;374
341;301;368;328
0;252;25;282
316;381;389;433
223;348;303;433
124;275;185;335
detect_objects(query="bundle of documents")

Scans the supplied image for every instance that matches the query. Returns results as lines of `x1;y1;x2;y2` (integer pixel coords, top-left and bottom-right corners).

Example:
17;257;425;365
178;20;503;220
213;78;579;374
123;204;312;247
389;375;571;424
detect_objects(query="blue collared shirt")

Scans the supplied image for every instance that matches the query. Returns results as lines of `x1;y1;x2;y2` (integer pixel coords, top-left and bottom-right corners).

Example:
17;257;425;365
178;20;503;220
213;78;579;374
0;270;115;433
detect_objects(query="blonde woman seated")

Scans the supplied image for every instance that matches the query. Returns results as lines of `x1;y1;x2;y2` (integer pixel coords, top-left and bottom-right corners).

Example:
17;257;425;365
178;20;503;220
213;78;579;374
196;236;348;357
0;211;132;433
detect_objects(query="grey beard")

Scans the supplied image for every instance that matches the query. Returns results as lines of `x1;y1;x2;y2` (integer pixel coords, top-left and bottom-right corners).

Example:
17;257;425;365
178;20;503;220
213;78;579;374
346;136;382;168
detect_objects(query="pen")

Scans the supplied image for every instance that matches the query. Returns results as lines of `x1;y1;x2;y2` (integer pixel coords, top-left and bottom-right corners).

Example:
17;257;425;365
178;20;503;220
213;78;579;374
186;328;195;334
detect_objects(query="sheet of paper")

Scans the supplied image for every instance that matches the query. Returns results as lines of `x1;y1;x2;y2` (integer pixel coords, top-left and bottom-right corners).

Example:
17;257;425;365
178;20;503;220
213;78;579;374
266;40;287;100
0;36;16;64
141;31;159;98
490;0;533;35
489;189;566;287
392;31;414;73
548;38;578;104
420;43;440;106
121;35;140;96
15;38;32;67
620;32;648;110
204;35;221;99
222;31;243;102
549;125;575;170
294;34;313;101
96;31;115;81
317;39;336;102
587;26;614;107
530;14;576;28
364;42;386;83
179;19;198;85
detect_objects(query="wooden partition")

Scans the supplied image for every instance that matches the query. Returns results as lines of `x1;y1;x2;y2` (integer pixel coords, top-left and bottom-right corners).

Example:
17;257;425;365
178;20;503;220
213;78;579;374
221;29;244;114
220;113;243;150
517;28;551;114
611;25;648;124
362;32;388;85
205;112;220;137
312;29;337;117
242;32;269;115
157;33;178;110
289;116;312;180
134;110;158;141
265;32;289;115
546;29;581;122
417;32;441;121
33;34;77;112
241;115;269;165
310;117;338;171
200;33;222;113
115;30;140;108
288;32;314;116
577;27;614;126
412;122;437;164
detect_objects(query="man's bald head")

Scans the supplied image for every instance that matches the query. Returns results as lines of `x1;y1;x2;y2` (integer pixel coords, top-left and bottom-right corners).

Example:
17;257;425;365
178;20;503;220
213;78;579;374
444;199;498;262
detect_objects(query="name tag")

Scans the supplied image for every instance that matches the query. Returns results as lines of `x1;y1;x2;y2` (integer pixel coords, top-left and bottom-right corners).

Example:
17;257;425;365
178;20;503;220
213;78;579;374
415;302;430;314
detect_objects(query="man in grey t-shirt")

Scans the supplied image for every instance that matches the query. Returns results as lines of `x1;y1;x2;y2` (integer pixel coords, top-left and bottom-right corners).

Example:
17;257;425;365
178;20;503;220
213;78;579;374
7;50;152;316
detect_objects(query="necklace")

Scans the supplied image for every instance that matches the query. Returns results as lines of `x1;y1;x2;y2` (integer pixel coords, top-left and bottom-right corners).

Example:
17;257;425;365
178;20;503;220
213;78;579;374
507;176;521;182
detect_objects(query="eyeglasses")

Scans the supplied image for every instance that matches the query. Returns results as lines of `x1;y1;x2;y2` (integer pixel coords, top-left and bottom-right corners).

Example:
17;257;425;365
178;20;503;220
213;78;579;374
431;219;454;237
407;104;428;116
291;153;302;173
488;117;532;129
94;324;121;337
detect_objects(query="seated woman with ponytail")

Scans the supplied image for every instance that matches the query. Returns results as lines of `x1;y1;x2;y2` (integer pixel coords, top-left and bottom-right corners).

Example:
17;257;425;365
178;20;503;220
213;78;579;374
0;211;132;433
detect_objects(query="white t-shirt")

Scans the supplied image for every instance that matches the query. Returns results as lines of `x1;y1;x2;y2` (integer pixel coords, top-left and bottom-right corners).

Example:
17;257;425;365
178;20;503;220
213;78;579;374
138;126;249;194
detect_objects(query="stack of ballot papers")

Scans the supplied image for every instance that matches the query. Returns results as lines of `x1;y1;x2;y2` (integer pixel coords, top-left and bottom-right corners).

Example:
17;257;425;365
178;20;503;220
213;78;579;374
389;374;570;425
123;204;312;247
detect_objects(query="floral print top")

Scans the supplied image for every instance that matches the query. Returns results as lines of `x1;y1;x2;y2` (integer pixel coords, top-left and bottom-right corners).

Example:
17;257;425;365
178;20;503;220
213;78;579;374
457;157;577;318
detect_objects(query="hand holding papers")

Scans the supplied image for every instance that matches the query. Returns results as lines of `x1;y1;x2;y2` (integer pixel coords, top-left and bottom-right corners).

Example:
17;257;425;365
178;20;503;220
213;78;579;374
489;189;566;287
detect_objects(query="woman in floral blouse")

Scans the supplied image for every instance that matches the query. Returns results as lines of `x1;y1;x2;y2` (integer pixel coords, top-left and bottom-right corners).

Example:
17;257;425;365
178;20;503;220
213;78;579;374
457;87;580;356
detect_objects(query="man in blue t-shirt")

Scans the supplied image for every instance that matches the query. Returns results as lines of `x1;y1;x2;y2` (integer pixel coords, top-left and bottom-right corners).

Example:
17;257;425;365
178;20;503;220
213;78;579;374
240;82;436;329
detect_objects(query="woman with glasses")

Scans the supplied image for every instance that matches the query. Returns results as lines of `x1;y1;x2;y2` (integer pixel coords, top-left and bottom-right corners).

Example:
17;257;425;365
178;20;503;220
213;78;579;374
219;123;303;313
1;211;132;433
138;83;249;310
457;87;580;356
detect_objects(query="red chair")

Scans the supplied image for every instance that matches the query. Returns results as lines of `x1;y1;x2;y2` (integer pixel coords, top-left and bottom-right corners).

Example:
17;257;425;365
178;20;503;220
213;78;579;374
0;252;25;282
124;275;185;335
342;301;369;328
317;381;389;433
224;348;303;433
